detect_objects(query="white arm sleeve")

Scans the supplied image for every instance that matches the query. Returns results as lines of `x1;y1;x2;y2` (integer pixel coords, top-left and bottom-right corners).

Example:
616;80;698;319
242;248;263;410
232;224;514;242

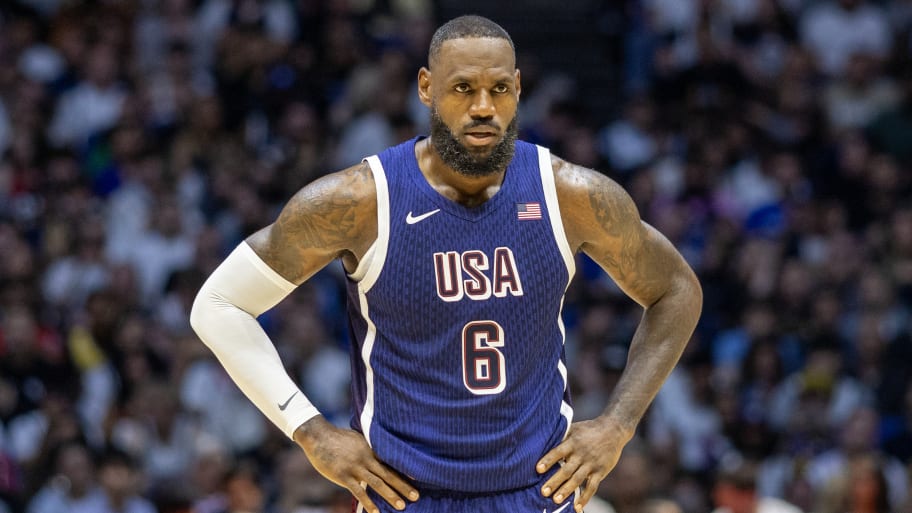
189;242;320;439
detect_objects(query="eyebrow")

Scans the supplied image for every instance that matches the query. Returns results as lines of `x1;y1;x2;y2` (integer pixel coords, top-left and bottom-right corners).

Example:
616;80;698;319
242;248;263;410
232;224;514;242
447;73;513;84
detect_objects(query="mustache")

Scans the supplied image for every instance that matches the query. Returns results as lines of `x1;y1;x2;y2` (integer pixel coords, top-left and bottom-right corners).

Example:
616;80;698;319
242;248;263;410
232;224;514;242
429;105;518;178
464;119;501;131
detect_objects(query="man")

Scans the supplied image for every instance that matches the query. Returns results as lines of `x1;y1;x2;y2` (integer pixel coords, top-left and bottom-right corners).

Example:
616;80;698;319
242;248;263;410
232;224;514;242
190;15;701;513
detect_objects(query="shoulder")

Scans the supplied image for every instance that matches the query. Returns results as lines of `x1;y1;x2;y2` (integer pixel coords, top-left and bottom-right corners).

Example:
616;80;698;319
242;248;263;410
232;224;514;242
549;153;630;207
278;161;378;242
246;161;379;281
549;154;641;252
550;153;602;189
288;161;376;210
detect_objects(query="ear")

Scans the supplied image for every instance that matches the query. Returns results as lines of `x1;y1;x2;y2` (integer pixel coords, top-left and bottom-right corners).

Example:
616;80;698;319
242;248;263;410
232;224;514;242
514;68;521;99
418;67;432;107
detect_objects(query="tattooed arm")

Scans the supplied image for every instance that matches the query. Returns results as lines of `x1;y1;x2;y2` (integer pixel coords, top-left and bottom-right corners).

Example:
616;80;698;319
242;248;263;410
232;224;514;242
246;162;378;280
192;163;418;513
536;157;702;512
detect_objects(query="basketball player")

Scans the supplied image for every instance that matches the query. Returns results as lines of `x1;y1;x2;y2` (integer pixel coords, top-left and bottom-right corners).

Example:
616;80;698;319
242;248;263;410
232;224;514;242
190;15;702;513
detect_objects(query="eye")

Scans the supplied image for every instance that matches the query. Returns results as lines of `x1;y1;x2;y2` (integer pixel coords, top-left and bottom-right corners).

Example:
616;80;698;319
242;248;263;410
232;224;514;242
454;83;471;93
492;83;509;94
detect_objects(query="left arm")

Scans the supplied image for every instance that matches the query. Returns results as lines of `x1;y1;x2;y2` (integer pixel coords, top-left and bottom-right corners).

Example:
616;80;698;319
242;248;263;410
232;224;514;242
537;157;702;511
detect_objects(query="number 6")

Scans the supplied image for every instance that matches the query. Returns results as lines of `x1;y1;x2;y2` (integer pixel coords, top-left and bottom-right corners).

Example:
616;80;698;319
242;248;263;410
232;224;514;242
462;321;506;395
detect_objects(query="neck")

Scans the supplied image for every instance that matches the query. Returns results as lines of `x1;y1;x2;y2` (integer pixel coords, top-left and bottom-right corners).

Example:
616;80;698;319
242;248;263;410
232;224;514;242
417;138;506;207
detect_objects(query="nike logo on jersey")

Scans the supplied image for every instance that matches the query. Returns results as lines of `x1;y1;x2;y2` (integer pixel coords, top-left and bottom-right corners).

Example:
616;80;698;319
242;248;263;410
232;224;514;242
278;391;298;411
406;209;441;224
544;502;572;513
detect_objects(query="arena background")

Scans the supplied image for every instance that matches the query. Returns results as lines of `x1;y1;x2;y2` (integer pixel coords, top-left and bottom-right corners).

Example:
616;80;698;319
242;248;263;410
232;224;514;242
2;1;912;512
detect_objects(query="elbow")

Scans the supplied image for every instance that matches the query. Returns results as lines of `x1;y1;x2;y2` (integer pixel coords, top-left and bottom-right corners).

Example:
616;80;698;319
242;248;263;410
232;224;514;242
683;263;702;301
189;288;212;340
189;285;256;349
659;265;702;321
681;266;703;321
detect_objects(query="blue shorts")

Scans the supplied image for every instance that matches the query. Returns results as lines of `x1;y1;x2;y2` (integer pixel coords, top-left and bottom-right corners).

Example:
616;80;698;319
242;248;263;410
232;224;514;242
355;484;577;513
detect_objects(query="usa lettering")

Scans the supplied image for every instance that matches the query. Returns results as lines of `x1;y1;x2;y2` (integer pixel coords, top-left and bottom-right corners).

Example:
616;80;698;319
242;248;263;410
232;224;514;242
433;247;524;302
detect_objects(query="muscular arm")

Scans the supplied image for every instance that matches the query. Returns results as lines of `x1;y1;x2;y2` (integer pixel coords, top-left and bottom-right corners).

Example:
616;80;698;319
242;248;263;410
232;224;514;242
191;163;418;512
246;161;378;282
559;157;702;430
537;157;702;511
191;163;376;435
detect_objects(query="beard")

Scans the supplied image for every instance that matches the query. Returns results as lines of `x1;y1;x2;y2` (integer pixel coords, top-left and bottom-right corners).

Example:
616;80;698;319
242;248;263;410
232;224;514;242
429;106;518;178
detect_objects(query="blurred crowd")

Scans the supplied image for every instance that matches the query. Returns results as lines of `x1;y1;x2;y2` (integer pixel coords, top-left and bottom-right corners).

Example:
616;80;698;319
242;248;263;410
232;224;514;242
1;0;912;513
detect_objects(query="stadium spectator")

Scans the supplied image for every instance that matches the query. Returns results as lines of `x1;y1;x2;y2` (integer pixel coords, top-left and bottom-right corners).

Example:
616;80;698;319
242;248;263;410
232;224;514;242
1;1;912;511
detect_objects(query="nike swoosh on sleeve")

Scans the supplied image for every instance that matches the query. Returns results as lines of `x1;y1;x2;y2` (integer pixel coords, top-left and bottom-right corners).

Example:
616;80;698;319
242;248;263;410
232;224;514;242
278;391;298;411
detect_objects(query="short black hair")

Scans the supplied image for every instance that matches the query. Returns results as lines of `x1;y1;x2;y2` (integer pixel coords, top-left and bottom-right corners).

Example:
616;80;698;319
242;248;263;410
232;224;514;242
428;15;514;66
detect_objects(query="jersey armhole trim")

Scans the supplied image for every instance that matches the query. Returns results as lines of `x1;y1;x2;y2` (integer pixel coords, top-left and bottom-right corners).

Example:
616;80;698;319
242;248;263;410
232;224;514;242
537;145;576;280
348;155;390;291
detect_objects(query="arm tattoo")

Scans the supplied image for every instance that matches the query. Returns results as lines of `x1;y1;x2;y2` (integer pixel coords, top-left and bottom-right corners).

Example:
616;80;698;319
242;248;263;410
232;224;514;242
255;165;374;282
586;180;669;306
582;172;702;430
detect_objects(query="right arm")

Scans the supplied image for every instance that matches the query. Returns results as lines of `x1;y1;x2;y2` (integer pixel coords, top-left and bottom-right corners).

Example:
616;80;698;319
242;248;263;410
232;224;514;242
190;162;417;512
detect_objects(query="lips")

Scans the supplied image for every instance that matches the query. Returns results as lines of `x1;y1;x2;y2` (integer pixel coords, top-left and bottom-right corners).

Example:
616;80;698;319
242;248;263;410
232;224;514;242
464;130;498;145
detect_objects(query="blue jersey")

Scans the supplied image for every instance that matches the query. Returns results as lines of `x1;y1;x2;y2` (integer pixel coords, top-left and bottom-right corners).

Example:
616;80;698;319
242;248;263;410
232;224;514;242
345;137;576;493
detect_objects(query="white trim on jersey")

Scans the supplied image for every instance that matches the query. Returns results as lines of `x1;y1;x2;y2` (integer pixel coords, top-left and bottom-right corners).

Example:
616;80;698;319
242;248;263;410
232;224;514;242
352;154;391;447
348;241;375;282
537;145;576;276
356;292;378;447
350;156;390;287
537;145;577;437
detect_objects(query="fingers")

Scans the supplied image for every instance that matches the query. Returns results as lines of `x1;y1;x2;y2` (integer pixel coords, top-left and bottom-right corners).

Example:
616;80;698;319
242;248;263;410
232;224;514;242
362;472;407;511
353;460;419;512
349;481;380;513
367;460;420;503
538;437;578;500
574;475;600;512
542;457;586;504
302;424;418;512
536;442;571;474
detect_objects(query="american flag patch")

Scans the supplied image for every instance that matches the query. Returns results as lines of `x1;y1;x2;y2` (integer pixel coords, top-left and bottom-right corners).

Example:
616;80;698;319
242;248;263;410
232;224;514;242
516;202;542;220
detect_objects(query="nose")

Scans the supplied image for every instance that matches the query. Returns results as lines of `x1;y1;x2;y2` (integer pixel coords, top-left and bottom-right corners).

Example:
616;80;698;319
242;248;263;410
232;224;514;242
469;89;495;119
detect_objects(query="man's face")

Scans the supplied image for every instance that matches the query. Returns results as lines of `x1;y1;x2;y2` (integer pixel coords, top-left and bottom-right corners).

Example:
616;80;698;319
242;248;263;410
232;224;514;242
419;37;521;177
